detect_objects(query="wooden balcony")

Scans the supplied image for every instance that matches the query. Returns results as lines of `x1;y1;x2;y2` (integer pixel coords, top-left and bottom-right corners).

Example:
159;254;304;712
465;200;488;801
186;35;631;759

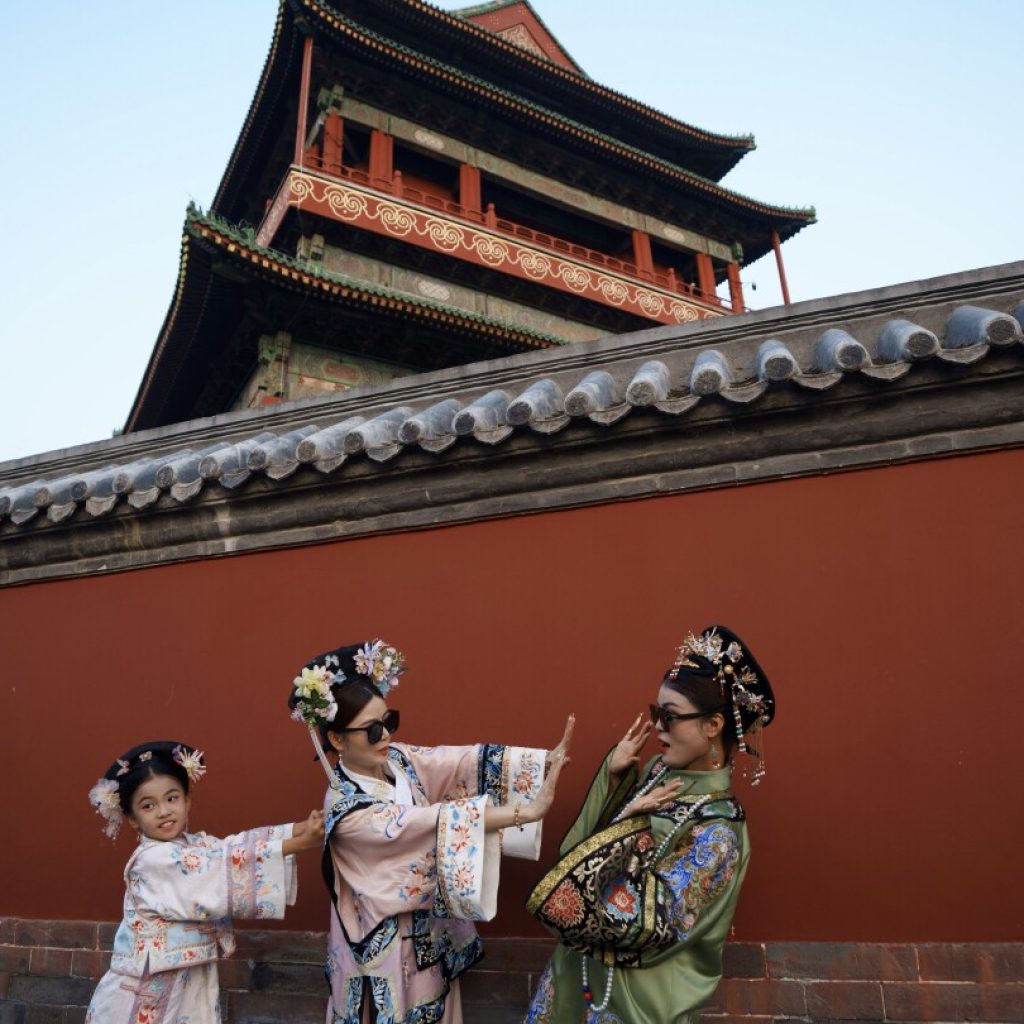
257;158;728;325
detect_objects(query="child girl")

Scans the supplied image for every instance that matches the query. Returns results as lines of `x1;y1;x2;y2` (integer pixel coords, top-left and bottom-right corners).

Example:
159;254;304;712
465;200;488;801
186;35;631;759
85;739;324;1024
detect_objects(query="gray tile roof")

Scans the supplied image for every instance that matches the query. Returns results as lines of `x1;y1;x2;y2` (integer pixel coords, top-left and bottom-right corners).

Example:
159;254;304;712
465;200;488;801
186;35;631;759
2;292;1021;531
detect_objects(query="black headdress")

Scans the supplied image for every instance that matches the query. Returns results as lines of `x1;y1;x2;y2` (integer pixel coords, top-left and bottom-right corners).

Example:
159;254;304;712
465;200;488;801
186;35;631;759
288;639;407;787
665;625;775;782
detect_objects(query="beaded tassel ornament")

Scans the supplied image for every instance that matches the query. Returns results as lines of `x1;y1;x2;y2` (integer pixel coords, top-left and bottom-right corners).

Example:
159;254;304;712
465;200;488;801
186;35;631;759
669;628;772;784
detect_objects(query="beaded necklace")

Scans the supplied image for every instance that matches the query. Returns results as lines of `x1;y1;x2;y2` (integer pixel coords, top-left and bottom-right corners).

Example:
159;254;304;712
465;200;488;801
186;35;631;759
580;761;711;1016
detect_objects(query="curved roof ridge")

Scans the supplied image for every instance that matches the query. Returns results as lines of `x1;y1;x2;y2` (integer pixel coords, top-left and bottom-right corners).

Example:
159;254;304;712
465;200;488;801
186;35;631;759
309;3;814;222
185;205;567;345
409;0;753;149
212;2;289;214
449;0;589;77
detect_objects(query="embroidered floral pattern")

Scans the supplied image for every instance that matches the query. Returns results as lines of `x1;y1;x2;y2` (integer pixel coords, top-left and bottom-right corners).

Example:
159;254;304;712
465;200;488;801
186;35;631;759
546;881;585;927
370;802;407;839
172;848;204;875
109;829;291;981
398;852;437;904
511;750;543;798
603;879;640;923
409;909;483;977
435;797;488;919
659;822;739;940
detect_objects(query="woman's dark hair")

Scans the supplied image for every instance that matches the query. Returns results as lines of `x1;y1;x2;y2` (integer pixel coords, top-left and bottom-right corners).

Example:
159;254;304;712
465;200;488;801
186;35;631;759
663;672;736;754
323;678;383;747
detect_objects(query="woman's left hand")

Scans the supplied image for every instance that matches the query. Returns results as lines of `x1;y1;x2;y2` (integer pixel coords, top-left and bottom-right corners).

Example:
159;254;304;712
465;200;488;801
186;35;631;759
622;779;685;817
609;713;653;777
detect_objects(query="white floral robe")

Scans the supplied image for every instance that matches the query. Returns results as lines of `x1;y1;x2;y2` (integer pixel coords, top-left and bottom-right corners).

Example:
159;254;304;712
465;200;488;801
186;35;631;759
323;742;546;1024
86;826;297;1024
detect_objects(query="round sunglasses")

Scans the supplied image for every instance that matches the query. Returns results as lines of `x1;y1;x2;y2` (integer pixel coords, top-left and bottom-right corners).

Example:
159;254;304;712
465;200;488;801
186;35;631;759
334;708;400;745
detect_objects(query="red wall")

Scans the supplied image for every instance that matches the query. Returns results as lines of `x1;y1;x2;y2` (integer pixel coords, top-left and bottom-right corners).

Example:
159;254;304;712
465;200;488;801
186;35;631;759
2;449;1022;941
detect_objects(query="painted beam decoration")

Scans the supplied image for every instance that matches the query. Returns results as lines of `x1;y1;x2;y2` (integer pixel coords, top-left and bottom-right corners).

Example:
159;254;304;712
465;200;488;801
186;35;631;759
259;169;721;326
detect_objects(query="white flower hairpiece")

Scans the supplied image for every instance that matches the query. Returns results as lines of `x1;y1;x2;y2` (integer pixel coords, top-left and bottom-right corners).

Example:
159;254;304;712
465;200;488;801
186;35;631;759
354;639;406;697
88;778;124;840
291;664;339;727
172;745;207;783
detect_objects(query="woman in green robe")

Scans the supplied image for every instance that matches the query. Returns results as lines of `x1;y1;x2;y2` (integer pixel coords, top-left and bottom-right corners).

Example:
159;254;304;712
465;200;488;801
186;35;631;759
525;625;775;1024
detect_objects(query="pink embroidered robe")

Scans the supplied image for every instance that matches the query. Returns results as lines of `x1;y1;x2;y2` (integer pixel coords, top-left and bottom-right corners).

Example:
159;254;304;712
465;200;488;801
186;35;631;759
323;742;546;1023
85;825;297;1024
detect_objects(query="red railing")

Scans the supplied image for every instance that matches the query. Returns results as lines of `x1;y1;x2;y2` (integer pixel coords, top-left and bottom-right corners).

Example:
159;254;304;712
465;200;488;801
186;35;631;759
302;155;726;308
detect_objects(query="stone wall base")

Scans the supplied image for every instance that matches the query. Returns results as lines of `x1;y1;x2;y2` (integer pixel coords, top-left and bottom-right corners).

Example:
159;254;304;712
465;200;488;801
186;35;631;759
1;918;1022;1023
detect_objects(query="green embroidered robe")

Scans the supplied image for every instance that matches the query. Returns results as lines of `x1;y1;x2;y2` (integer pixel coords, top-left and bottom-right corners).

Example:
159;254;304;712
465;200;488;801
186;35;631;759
525;754;749;1024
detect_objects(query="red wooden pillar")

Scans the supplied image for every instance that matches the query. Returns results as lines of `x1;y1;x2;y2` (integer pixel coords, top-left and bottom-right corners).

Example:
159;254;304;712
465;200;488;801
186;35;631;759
294;35;314;166
771;230;792;305
459;164;482;218
369;130;394;189
695;252;716;301
630;229;654;280
726;262;745;312
322;111;344;176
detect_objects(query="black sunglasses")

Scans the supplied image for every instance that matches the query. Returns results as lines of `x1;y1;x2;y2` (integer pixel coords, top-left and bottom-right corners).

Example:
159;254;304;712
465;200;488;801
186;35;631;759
649;704;718;730
335;709;400;745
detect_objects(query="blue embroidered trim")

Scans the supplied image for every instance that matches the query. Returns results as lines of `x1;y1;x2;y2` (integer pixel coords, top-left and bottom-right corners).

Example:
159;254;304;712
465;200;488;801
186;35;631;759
351;915;400;965
410;909;484;979
325;771;376;836
477;744;506;803
329;976;363;1024
660;822;739;940
524;962;555;1023
388;747;428;803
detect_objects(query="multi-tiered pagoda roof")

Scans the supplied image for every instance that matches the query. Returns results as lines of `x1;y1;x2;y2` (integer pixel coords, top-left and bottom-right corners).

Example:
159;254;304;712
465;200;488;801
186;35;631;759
127;0;814;431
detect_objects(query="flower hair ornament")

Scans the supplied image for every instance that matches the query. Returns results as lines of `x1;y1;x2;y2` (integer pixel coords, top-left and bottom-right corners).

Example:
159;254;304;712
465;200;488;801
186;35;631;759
290;639;407;786
88;741;206;840
668;626;775;784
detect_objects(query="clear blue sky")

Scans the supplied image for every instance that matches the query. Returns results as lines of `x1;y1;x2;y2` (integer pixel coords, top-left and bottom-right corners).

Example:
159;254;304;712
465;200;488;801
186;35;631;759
0;1;1020;465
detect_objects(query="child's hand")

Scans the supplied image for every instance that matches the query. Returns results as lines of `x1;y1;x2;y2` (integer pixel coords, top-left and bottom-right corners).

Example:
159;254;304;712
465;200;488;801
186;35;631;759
300;809;325;850
287;810;325;853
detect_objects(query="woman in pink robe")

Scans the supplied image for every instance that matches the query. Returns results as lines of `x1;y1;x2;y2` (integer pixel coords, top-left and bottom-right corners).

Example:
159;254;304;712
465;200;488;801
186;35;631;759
289;640;572;1024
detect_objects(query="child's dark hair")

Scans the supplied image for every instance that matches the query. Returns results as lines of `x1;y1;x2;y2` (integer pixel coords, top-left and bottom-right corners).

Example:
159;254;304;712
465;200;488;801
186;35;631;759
101;741;198;814
118;757;190;814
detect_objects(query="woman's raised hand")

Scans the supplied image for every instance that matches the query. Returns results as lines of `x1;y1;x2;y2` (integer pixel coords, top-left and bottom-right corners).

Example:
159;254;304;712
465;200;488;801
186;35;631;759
609;712;653;777
522;713;574;824
547;712;575;770
622;779;685;817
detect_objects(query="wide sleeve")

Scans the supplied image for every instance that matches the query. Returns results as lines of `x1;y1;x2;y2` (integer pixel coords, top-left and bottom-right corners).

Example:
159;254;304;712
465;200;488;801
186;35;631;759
401;742;550;861
482;744;547;861
129;827;296;924
331;795;499;923
655;820;743;943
